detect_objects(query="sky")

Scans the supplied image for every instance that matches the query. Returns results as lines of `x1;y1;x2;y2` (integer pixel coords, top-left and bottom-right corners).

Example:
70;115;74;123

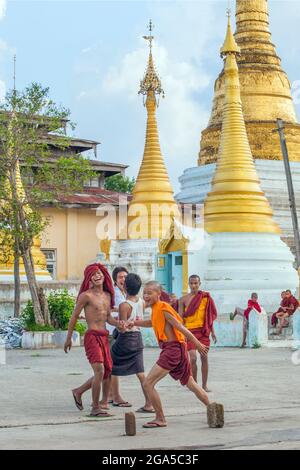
0;0;300;193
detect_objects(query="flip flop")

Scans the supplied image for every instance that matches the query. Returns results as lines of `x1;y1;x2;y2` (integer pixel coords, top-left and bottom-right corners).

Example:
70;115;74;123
143;422;167;428
88;411;113;418
108;400;113;404
136;407;155;413
112;401;132;407
72;391;83;411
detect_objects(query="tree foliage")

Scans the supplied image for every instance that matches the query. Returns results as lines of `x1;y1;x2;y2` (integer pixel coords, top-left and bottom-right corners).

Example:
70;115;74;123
0;83;95;323
104;173;135;194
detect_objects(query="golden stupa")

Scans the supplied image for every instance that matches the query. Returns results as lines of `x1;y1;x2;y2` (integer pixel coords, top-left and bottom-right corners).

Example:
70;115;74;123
199;0;300;165
0;113;50;279
128;21;180;239
204;12;280;234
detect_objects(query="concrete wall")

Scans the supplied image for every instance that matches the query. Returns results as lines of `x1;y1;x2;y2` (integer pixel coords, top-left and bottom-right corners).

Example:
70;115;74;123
0;280;81;320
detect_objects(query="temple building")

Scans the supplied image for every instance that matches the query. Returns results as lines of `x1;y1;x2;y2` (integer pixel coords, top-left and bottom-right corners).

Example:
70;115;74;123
180;12;297;346
177;0;300;254
105;22;186;294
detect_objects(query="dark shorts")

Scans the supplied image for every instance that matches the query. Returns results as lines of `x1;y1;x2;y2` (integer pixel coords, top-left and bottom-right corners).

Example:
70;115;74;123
111;331;144;376
157;341;191;386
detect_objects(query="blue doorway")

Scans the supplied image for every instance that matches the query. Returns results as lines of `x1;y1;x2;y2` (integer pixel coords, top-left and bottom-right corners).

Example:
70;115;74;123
156;251;183;297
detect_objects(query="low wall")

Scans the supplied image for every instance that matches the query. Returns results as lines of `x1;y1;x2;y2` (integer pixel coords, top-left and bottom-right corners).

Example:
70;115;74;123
0;281;81;320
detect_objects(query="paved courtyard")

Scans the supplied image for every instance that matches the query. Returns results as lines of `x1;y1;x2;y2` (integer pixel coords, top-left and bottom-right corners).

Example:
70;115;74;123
1;346;300;450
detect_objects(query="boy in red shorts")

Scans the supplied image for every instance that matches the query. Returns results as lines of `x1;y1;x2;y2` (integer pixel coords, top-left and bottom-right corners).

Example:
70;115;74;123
64;263;125;417
128;281;219;429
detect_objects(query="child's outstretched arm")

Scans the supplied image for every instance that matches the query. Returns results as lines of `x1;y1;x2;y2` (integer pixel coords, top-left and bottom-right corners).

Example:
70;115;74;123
163;311;208;356
127;319;152;328
64;293;88;353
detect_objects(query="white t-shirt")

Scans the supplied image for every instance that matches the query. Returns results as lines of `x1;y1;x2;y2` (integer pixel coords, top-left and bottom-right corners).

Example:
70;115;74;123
106;285;126;335
123;298;144;332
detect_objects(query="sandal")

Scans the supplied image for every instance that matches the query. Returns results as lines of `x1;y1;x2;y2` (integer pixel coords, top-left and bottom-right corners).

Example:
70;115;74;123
112;401;132;407
136;407;155;413
143;421;167;428
72;391;83;411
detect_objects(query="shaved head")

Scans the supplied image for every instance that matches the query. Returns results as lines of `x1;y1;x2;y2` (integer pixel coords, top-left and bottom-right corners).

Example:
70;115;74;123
144;281;162;292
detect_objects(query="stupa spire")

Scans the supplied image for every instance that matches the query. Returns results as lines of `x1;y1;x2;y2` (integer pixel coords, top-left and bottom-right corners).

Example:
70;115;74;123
204;13;280;234
128;20;179;239
198;0;299;166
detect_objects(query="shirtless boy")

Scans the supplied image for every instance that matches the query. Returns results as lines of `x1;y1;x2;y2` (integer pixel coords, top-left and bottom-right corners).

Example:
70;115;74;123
64;263;124;417
128;281;214;429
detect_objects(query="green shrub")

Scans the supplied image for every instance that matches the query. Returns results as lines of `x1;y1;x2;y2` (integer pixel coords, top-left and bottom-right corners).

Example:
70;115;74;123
48;289;76;330
21;301;54;331
21;290;87;336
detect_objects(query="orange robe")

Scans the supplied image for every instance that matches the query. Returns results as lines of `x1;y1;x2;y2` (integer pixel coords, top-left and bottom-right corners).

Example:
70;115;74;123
151;301;191;386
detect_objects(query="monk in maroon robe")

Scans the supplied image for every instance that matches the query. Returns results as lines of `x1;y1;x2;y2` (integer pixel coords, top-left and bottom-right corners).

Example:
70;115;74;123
179;275;217;392
272;290;299;335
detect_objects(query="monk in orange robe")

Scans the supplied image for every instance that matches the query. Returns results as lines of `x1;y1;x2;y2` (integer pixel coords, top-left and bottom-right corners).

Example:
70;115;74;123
179;275;217;392
127;281;211;429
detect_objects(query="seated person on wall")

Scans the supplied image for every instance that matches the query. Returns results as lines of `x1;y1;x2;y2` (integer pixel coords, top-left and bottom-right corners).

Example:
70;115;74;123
271;291;288;329
230;293;262;348
272;290;299;336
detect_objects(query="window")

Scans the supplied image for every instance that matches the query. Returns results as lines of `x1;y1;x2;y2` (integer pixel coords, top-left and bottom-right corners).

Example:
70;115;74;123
175;256;182;266
157;256;165;268
41;249;57;280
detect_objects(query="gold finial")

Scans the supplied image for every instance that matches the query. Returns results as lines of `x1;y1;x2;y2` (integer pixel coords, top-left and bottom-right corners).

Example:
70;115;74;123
139;20;164;102
143;19;154;50
220;9;240;57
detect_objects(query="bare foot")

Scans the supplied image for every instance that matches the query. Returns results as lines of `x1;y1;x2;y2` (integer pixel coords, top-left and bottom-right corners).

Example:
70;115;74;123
240;343;246;348
203;386;212;393
99;401;110;410
90;401;110;410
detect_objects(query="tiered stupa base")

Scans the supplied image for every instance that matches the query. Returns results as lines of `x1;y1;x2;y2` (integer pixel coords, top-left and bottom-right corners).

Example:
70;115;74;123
176;160;300;254
197;232;298;347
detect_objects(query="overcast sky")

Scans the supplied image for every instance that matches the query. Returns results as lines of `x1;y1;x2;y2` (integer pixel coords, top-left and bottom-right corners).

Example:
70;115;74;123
1;0;300;192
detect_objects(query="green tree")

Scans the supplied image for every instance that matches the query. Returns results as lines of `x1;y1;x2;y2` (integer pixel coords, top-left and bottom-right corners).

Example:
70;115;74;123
104;173;135;194
0;83;95;323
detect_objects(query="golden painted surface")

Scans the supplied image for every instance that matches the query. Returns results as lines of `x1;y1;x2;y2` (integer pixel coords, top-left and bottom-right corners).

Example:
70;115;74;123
128;44;179;239
198;0;300;165
204;16;280;234
0;133;48;276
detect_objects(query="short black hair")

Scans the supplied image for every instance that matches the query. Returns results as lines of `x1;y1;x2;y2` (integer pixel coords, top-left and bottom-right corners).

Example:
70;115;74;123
125;273;142;296
286;289;292;294
112;266;128;284
189;274;200;282
251;292;258;297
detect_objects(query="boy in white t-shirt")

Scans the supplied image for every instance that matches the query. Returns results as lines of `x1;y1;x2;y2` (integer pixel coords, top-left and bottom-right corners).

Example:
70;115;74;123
111;273;154;413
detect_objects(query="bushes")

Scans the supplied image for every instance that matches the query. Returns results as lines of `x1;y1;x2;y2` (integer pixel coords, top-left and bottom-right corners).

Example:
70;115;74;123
21;289;86;335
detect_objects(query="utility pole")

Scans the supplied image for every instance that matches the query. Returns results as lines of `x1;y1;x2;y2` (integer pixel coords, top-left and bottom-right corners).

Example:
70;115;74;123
276;119;300;269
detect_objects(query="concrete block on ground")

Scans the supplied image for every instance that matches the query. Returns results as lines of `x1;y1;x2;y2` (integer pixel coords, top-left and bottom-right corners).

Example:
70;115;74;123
207;402;224;428
125;412;136;436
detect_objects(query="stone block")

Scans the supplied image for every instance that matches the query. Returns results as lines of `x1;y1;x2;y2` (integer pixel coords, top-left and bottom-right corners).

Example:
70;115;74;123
125;412;136;436
207;402;224;428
